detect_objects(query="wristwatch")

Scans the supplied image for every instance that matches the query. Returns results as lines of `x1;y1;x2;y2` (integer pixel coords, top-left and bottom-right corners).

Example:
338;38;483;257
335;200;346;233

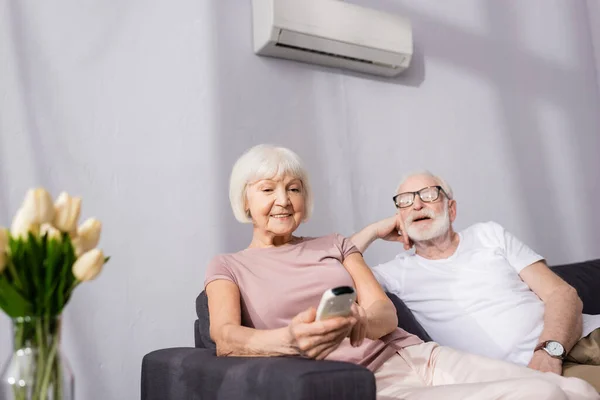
534;340;566;360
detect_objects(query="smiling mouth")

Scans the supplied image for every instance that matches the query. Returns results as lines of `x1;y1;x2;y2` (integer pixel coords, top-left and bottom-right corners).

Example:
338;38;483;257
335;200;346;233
271;214;292;218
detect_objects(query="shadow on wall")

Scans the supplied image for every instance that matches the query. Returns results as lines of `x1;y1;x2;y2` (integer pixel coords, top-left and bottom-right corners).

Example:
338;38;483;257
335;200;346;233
208;0;600;262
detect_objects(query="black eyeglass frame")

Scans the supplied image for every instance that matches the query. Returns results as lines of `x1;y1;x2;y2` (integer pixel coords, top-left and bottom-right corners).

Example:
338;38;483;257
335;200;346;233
392;185;449;209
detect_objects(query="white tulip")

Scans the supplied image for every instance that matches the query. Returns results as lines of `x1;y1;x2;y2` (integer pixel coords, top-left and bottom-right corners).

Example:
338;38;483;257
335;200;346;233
53;192;82;233
72;249;105;282
21;188;55;224
40;223;62;242
76;218;102;253
10;208;38;239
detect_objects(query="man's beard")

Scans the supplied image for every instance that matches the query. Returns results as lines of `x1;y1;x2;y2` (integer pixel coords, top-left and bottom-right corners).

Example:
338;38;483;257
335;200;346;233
404;202;450;242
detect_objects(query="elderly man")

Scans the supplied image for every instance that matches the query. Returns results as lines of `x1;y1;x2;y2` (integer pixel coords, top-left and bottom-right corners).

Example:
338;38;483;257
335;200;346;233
351;171;600;390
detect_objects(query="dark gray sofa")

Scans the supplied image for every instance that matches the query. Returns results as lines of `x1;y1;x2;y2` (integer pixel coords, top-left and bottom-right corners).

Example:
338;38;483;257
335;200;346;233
141;259;600;400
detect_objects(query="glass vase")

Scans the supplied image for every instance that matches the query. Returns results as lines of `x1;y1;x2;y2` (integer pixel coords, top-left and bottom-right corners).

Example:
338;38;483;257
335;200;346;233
0;316;73;400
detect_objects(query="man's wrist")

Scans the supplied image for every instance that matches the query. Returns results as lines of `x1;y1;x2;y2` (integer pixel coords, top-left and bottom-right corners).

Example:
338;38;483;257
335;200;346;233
534;340;567;360
535;350;563;364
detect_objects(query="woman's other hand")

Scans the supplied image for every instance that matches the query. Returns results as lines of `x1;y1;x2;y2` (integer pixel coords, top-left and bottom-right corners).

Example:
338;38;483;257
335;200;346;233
287;307;356;360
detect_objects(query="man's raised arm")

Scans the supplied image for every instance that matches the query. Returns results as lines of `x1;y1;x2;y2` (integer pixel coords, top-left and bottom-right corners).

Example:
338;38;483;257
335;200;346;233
350;216;410;254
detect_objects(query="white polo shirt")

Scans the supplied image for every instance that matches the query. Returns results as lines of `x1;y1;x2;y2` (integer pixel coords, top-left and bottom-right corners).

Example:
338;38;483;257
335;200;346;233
372;221;600;365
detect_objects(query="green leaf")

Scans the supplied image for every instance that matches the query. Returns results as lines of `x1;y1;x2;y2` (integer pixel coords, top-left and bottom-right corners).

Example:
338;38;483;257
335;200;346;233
0;276;33;317
27;232;45;313
56;236;76;314
8;238;32;299
44;238;64;315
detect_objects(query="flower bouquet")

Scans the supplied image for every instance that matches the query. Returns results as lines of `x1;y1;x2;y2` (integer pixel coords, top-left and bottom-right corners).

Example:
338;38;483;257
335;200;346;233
0;188;109;400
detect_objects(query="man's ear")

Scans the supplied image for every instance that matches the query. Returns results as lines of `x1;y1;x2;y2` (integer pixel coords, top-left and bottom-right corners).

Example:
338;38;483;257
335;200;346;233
449;199;457;222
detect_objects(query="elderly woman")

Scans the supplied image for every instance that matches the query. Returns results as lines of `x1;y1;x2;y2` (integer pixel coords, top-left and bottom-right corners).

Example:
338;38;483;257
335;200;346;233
205;144;599;400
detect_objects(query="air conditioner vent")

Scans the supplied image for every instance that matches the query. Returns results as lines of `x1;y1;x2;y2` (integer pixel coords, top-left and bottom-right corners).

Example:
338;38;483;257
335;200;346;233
275;42;400;69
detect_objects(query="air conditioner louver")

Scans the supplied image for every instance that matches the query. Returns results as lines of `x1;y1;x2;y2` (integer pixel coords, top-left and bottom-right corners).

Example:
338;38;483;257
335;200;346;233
274;42;402;70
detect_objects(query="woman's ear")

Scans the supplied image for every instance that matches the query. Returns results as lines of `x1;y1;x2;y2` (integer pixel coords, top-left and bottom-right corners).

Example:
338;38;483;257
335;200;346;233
243;190;251;218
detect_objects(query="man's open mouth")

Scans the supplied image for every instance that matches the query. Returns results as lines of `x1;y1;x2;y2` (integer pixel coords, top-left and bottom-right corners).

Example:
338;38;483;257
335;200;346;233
413;216;432;222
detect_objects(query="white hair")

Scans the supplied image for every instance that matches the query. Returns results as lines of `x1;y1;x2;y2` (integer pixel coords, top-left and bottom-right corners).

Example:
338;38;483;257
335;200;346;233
395;170;454;200
229;144;313;223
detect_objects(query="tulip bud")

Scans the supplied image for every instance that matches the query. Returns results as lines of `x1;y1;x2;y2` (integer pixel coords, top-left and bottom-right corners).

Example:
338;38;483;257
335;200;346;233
72;248;105;281
0;228;7;250
11;208;39;239
53;192;82;233
40;223;62;242
21;188;55;225
76;218;102;253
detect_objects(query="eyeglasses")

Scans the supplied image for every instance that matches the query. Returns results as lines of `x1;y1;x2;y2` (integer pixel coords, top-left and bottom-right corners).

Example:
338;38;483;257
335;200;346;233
393;186;448;208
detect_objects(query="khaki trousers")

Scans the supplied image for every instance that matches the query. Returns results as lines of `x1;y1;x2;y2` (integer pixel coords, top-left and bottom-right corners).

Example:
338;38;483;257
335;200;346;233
564;328;600;392
375;342;599;400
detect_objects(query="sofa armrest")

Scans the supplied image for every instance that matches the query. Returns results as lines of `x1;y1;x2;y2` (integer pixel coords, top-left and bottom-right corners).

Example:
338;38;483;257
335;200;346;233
141;347;376;400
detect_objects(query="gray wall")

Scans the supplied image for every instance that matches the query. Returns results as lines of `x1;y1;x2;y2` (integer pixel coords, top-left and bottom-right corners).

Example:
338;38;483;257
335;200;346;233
0;0;599;399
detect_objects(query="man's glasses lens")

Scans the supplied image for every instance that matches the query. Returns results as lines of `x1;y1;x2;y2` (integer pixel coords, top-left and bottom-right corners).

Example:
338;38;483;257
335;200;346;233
394;186;442;208
419;187;440;202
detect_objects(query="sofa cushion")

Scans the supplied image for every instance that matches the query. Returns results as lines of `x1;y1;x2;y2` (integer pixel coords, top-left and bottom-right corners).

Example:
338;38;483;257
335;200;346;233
196;291;216;350
551;259;600;315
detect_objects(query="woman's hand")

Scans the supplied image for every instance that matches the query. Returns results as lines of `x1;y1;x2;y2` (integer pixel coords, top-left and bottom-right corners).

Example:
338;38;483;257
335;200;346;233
348;303;368;347
287;307;356;360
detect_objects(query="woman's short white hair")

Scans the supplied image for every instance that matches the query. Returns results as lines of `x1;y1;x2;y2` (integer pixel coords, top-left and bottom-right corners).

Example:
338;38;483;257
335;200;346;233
395;170;454;200
229;144;314;223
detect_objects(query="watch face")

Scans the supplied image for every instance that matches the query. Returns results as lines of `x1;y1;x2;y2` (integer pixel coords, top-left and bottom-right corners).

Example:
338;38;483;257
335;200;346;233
546;341;564;356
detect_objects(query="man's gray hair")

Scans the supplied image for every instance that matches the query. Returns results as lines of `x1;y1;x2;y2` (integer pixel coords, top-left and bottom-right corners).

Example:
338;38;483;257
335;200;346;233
395;170;454;199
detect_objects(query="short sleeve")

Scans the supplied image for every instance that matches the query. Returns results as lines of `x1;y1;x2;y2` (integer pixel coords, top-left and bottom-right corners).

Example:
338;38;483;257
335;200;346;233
204;255;237;289
487;222;544;273
371;262;403;295
334;233;362;260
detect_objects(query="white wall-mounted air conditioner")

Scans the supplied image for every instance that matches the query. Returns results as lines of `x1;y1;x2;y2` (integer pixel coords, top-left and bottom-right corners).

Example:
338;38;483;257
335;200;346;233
251;0;413;77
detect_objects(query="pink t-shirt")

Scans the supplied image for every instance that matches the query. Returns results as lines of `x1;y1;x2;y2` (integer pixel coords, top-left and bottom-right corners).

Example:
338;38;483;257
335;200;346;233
204;233;422;371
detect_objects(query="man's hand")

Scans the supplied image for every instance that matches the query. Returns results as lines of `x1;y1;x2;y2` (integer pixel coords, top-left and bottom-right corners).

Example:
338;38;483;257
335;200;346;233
350;215;412;253
374;215;412;251
528;350;563;375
